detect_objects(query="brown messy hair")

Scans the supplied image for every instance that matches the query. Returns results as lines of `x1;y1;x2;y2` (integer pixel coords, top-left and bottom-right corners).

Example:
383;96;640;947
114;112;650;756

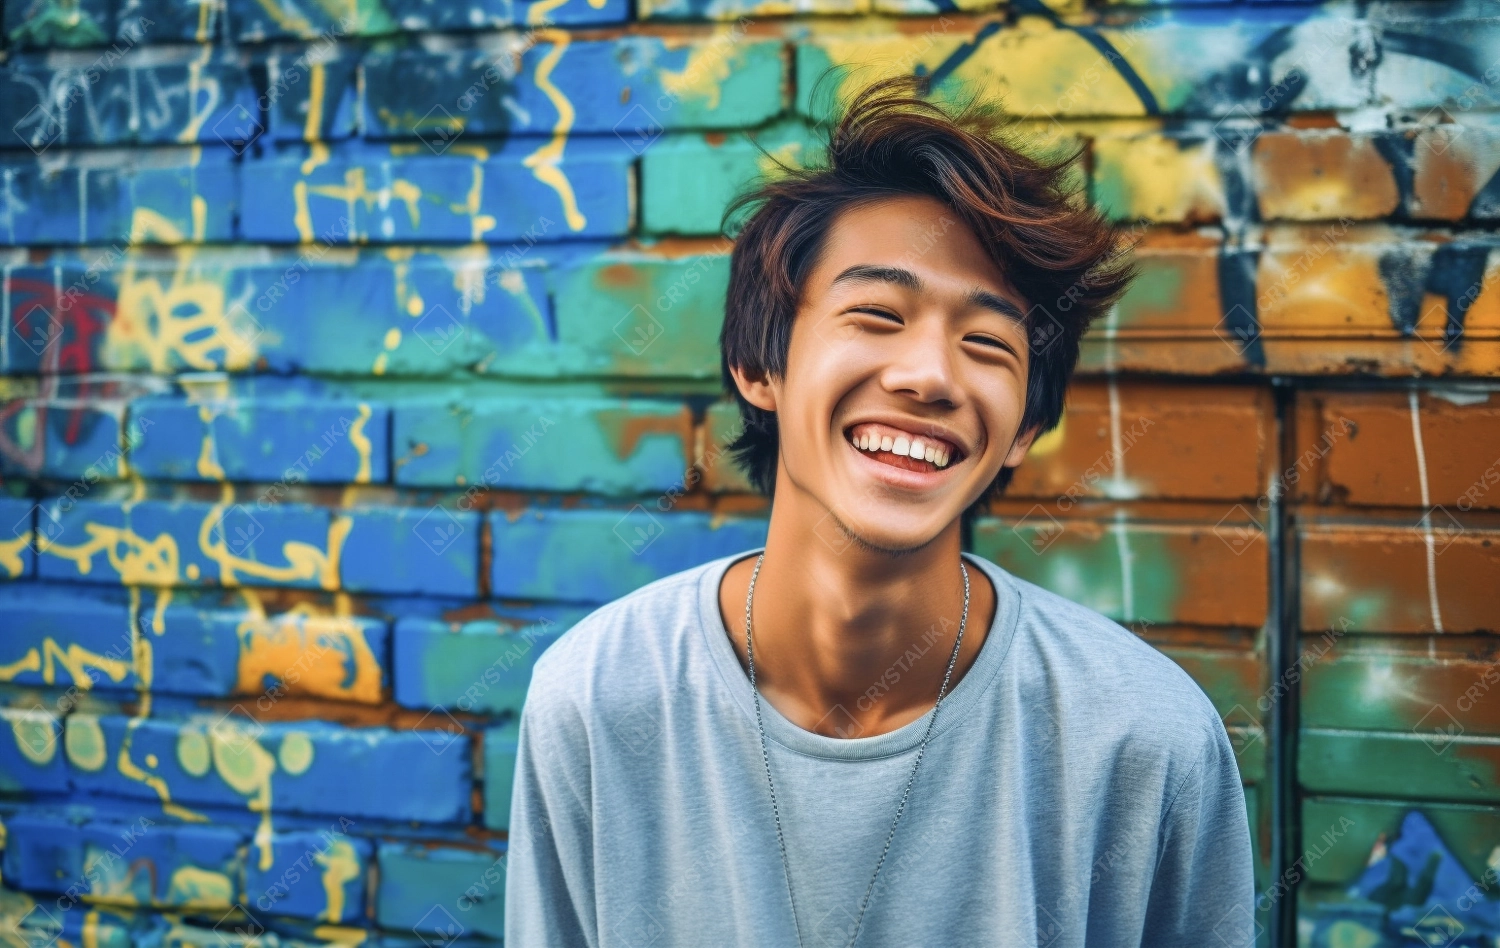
718;74;1138;525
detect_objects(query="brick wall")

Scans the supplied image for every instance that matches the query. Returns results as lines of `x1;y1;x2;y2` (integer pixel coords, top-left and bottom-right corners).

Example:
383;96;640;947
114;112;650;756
0;0;1496;944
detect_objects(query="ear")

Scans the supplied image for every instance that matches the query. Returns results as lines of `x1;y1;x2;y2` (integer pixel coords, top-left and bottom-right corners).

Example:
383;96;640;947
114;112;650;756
1002;422;1044;468
728;362;778;414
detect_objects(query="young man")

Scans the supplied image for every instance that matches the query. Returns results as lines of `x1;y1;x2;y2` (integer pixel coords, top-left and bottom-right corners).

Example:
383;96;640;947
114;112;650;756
505;78;1256;947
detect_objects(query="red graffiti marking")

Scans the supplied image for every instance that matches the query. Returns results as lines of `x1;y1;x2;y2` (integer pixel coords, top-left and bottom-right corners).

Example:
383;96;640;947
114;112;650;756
2;275;117;474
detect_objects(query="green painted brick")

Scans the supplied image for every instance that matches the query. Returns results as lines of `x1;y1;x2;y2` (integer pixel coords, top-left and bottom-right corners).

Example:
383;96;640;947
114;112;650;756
1300;796;1500;885
553;250;731;378
376;841;505;937
1300;729;1500;805
642;121;822;235
704;400;754;493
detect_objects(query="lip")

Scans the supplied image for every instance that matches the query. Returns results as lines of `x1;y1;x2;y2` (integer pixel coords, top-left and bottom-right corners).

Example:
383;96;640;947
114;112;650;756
843;429;965;490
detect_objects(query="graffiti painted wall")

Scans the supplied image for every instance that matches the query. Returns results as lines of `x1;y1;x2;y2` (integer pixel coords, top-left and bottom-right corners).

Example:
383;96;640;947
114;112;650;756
0;0;1496;943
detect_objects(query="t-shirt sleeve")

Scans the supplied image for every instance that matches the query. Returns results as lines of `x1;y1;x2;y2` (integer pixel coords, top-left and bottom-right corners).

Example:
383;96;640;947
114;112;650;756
504;676;598;948
1140;719;1258;947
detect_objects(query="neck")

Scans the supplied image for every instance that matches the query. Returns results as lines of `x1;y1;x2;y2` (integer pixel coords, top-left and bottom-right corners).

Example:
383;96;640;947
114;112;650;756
721;479;996;738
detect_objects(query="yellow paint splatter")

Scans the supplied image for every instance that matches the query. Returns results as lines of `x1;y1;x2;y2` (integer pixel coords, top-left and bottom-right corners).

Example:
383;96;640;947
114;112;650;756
65;715;108;771
8;710;57;766
294;180;316;243
118;589;207;823
0;532;30;578
195;404;227;480
316;839;360;922
302;141;331;177
207;719;279;870
523;31;587;231
191;194;207;243
39;523;181;586
0;650;40;680
450;166;497;242
348;404;373;484
176;46;219;143
305;62;326;142
310;925;370;944
278;732;314;774
177;729;211;777
1028;412;1068;457
165;866;234;910
236;614;382;703
108;210;256;372
196;502;349;590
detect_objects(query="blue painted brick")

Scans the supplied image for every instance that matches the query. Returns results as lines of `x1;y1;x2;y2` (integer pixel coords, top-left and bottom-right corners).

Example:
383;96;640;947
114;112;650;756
0;583;387;702
118;0;224;43
127;396;388;484
246;826;370;923
77;819;242;909
393;613;576;716
393;396;691;492
0;583;139;691
0;148;238;245
1;249;562;378
35;496;472;595
1;49;257;149
481;718;519;831
0;401;122;480
0;709;69;794
361;38;783;140
2;812;83;892
263;48;360;143
240;139;633;244
228;254;554;377
343;505;480;598
37;497;338;590
229;0;623;42
66;715;472;823
375;840;505;939
490;508;767;602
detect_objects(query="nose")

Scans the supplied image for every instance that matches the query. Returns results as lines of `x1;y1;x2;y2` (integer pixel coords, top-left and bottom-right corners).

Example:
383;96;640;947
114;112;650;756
879;315;959;408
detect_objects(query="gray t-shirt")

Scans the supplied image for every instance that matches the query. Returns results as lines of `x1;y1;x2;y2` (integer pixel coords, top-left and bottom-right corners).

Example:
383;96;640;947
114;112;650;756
504;548;1256;947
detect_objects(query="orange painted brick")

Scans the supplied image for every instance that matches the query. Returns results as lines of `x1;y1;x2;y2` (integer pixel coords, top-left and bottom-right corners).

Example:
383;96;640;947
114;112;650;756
1299;522;1500;634
1290;390;1500;510
1252;131;1400;221
1011;381;1271;502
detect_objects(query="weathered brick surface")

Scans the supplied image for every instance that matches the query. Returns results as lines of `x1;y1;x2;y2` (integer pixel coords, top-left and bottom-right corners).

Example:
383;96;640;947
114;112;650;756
1;1;1496;945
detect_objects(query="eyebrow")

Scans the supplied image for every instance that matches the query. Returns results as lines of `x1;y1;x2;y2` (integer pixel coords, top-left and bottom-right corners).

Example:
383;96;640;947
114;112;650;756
827;264;1028;325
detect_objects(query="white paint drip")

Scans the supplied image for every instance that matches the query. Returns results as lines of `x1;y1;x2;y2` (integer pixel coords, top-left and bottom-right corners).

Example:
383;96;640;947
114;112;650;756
1408;390;1444;634
1113;507;1135;622
78;169;88;244
1;263;10;372
1108;377;1127;491
1102;302;1119;374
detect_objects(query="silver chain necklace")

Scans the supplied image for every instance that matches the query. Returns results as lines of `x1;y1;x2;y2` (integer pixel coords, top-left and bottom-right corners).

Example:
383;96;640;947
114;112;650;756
744;552;970;948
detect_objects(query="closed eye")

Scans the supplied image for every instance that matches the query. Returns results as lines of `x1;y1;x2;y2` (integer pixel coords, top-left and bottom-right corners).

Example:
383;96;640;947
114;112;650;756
965;334;1019;356
849;306;903;324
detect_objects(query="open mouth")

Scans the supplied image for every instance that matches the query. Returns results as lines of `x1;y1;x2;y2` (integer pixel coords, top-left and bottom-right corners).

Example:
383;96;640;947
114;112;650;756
843;422;966;476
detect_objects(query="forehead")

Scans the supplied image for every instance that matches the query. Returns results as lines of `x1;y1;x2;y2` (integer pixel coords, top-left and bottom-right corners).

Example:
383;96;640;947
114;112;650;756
808;194;1021;302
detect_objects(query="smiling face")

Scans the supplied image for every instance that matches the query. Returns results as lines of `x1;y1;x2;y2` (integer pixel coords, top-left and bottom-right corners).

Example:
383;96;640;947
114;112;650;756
730;194;1041;553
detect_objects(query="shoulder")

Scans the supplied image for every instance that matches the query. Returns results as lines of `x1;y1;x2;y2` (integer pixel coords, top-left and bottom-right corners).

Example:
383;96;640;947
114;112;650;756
981;556;1224;757
525;553;731;723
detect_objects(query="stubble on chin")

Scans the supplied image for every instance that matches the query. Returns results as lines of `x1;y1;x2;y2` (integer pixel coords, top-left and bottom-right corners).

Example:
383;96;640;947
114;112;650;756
822;504;940;559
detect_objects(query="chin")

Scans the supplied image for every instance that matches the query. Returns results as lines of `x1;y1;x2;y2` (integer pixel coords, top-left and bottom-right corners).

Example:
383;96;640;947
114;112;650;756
819;504;956;556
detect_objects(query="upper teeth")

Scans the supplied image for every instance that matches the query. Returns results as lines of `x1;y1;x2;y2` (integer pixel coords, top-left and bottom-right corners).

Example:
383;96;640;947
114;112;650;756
850;423;956;468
